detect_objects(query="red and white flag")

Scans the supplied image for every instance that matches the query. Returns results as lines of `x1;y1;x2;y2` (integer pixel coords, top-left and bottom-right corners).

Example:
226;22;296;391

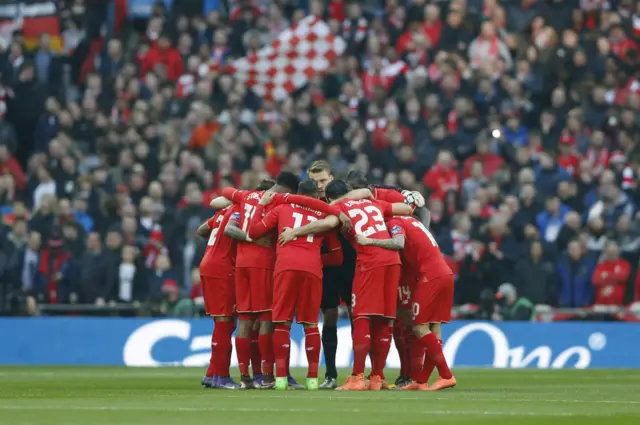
229;16;346;101
0;1;62;51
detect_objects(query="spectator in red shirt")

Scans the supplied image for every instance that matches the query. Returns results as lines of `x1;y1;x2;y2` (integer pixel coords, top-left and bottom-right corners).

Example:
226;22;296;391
422;3;443;48
0;142;26;190
423;150;460;199
371;103;413;150
140;33;184;82
592;241;631;306
557;131;581;177
266;143;289;177
461;138;505;179
608;24;637;59
328;0;346;22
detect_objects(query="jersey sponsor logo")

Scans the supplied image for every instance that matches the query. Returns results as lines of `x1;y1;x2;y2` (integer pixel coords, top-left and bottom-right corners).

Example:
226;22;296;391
390;225;402;235
344;199;371;207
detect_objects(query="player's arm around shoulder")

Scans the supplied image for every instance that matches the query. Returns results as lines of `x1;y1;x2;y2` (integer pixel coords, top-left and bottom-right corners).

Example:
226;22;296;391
196;221;212;238
210;196;233;209
247;203;280;240
279;215;341;246
355;232;406;250
355;218;406;251
390;202;413;216
331;188;373;204
223;213;250;242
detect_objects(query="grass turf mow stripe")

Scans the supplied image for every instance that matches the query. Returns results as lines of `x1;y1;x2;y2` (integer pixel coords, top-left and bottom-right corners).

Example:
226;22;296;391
0;367;639;425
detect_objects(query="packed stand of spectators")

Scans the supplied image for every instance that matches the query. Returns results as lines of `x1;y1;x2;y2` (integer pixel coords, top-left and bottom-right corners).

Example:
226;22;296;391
0;0;639;318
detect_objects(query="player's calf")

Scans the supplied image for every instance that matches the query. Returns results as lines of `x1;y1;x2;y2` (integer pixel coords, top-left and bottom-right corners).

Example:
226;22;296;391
303;324;321;390
236;314;257;387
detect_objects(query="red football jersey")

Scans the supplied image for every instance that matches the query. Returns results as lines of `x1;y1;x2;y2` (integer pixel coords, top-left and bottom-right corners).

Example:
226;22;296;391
373;187;405;203
334;198;401;271
223;189;277;269
248;202;337;279
386;216;452;281
200;206;240;278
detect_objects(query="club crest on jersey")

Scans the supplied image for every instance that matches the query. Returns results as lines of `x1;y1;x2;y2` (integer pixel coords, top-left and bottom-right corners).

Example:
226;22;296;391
231;212;240;220
391;225;402;235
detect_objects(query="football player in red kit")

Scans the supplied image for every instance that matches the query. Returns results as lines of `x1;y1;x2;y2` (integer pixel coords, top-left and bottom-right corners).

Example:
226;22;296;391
345;171;426;387
197;205;241;390
359;215;456;391
247;179;343;391
280;180;413;391
220;172;301;389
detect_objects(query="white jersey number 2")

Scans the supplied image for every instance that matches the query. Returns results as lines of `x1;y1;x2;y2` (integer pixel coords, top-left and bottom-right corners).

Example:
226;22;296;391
349;205;387;236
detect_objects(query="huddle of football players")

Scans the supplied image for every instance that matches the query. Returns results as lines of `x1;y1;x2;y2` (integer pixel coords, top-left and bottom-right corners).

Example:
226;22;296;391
197;160;455;391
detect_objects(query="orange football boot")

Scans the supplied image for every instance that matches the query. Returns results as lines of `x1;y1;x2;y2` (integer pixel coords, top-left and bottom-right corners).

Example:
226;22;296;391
425;376;456;391
400;380;428;391
335;374;367;391
368;375;383;391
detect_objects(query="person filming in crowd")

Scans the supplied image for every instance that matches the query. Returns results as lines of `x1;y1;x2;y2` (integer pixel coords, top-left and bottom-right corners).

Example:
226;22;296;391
491;283;535;321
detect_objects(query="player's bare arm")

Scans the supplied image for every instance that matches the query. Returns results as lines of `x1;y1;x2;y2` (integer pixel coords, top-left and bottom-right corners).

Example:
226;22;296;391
196;221;211;238
279;215;340;246
259;192;276;205
225;220;273;247
356;234;406;250
391;203;414;216
210;196;232;209
330;188;373;205
224;221;252;242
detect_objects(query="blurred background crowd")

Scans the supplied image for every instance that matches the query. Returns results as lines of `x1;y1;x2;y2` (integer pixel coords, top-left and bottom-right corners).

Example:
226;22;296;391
0;0;639;320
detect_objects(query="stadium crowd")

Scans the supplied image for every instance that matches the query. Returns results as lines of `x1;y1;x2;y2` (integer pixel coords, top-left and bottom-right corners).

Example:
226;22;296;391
0;0;639;317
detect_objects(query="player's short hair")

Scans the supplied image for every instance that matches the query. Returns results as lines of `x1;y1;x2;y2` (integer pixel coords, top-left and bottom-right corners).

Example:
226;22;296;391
325;180;351;200
307;160;331;175
297;179;318;197
276;171;301;192
255;178;276;191
345;170;369;189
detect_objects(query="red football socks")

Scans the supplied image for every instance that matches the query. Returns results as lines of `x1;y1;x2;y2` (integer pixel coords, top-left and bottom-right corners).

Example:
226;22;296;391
273;325;290;378
352;318;371;376
250;329;262;375
420;338;442;383
304;327;321;378
205;325;218;378
407;332;425;382
258;333;274;377
419;333;452;380
214;321;234;377
393;322;407;376
235;336;251;376
370;319;392;377
286;343;291;377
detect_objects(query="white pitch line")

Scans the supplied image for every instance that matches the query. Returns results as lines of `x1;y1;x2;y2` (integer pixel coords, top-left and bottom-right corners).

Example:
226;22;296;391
1;370;639;380
212;394;640;405
2;391;639;406
0;405;617;417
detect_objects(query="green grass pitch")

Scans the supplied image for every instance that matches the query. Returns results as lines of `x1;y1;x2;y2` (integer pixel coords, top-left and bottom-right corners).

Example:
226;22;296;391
1;368;639;425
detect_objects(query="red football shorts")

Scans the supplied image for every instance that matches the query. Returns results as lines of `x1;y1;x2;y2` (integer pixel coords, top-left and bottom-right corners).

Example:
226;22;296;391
397;268;415;309
235;267;273;318
412;273;454;324
201;274;235;317
273;270;322;324
352;264;401;319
